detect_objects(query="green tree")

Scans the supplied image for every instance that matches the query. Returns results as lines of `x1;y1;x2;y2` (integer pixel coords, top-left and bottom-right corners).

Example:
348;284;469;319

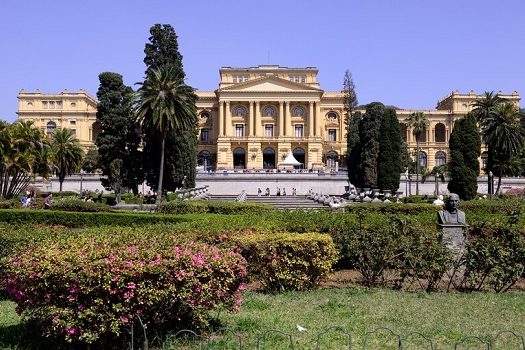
95;72;143;195
405;111;429;195
343;70;359;184
471;91;506;174
484;103;525;193
51;128;83;193
136;66;197;205
359;103;383;188
447;114;481;200
142;24;198;191
346;111;362;187
0;121;52;198
377;108;402;192
81;147;100;173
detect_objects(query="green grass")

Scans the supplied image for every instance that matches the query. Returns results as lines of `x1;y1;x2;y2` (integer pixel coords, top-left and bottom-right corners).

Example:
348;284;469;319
2;282;525;349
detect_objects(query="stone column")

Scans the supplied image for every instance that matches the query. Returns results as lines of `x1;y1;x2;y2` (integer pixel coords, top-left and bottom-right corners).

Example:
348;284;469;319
225;102;231;136
219;102;224;136
249;101;254;136
278;101;284;137
315;101;321;137
285;102;292;137
255;101;261;137
308;101;314;137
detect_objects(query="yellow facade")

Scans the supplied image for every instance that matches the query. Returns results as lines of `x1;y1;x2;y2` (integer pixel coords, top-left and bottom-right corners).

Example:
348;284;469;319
16;66;521;171
17;89;99;148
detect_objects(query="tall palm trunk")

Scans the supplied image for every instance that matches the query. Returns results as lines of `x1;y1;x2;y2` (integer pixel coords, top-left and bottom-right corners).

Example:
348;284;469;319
415;139;419;195
156;133;166;205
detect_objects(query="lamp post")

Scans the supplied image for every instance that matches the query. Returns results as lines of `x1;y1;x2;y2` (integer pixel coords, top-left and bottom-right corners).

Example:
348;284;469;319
488;171;493;199
79;170;85;197
404;171;409;200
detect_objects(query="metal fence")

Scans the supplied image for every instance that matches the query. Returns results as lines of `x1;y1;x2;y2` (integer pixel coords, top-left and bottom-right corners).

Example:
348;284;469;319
128;324;525;350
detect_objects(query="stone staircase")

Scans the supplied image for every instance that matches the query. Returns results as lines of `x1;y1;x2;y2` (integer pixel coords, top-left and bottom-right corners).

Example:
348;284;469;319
208;194;329;210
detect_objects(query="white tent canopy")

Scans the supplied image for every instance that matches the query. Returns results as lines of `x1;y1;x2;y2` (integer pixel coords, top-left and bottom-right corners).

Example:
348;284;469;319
279;152;302;167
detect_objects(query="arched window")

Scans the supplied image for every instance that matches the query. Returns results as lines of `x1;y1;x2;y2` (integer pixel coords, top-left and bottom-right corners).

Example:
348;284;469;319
91;121;102;142
417;128;427;143
233;106;247;117
263;106;276;117
325;151;338;168
233;147;246;169
263;147;276;169
418;151;428;169
197;150;212;170
293;147;305;168
292;106;305;117
435;123;446;142
435;151;446;166
325;112;337;122
46;121;56;136
399;123;407;142
200;111;210;120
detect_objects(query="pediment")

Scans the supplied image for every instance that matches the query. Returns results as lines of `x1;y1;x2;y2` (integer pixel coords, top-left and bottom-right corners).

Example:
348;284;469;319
219;76;321;93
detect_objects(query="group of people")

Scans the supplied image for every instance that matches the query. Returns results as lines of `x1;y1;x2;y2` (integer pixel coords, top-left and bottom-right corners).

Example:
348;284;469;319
258;187;297;196
21;190;52;209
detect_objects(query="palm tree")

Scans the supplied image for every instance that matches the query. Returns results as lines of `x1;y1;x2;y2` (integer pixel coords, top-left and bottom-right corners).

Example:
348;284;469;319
482;102;525;193
471;91;506;174
51;128;83;193
136;65;196;205
405;111;429;195
0;121;51;198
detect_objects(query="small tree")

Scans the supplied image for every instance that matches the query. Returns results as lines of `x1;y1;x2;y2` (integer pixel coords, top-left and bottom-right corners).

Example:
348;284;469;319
447;114;480;200
51;128;83;193
377;108;402;192
405;111;429;195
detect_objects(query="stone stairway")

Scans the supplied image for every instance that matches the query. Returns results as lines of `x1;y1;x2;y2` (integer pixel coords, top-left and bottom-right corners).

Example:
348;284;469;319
208;194;328;210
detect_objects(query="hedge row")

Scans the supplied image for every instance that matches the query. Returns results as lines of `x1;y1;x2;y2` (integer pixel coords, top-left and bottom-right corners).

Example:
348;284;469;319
157;200;274;215
0;210;189;227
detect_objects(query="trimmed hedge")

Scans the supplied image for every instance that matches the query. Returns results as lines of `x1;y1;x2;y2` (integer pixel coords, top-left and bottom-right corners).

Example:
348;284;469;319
231;232;337;292
0;210;190;227
2;234;247;346
158;200;274;215
51;197;113;212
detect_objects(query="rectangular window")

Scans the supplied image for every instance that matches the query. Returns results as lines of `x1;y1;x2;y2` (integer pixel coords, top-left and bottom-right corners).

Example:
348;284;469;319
56;101;63;109
295;124;303;138
235;124;244;137
42;101;48;109
328;129;337;142
289;75;306;83
200;128;209;142
265;124;274;137
70;120;76;125
49;101;55;109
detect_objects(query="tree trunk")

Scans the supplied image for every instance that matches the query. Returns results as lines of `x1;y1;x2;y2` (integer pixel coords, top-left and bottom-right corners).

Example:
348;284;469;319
496;168;503;195
156;133;166;206
415;140;420;195
59;180;63;193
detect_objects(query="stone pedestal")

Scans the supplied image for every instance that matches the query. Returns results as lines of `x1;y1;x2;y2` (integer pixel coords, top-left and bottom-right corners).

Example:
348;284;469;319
438;224;467;253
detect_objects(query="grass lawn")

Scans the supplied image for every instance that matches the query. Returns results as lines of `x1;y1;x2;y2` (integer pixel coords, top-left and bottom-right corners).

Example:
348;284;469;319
4;288;523;349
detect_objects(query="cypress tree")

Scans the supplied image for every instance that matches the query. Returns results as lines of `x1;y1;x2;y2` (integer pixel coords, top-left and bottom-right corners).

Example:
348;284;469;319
359;103;383;188
347;111;363;187
377;108;402;192
141;24;198;191
447;114;481;200
95;72;143;194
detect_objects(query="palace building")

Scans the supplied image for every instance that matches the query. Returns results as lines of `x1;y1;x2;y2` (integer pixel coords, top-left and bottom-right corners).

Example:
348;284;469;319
17;65;521;171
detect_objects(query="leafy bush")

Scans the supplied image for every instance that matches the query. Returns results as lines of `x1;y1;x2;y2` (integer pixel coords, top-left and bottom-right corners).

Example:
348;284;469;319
232;232;337;292
158;200;274;215
463;220;525;292
51;197;112;212
0;199;17;209
2;234;247;346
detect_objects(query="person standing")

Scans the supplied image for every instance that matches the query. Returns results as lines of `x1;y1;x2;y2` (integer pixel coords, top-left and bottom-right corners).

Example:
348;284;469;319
44;193;52;209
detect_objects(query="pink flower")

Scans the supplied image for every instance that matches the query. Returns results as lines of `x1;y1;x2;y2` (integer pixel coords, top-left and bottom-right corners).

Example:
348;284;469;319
127;282;136;289
52;316;60;324
120;316;129;324
66;327;77;335
238;283;245;291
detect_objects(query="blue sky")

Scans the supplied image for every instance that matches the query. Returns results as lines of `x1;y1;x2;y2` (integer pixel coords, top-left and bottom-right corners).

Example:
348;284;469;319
1;0;523;121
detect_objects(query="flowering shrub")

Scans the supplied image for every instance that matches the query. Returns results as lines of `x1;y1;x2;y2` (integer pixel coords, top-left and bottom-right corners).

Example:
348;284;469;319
2;234;247;346
232;232;337;291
